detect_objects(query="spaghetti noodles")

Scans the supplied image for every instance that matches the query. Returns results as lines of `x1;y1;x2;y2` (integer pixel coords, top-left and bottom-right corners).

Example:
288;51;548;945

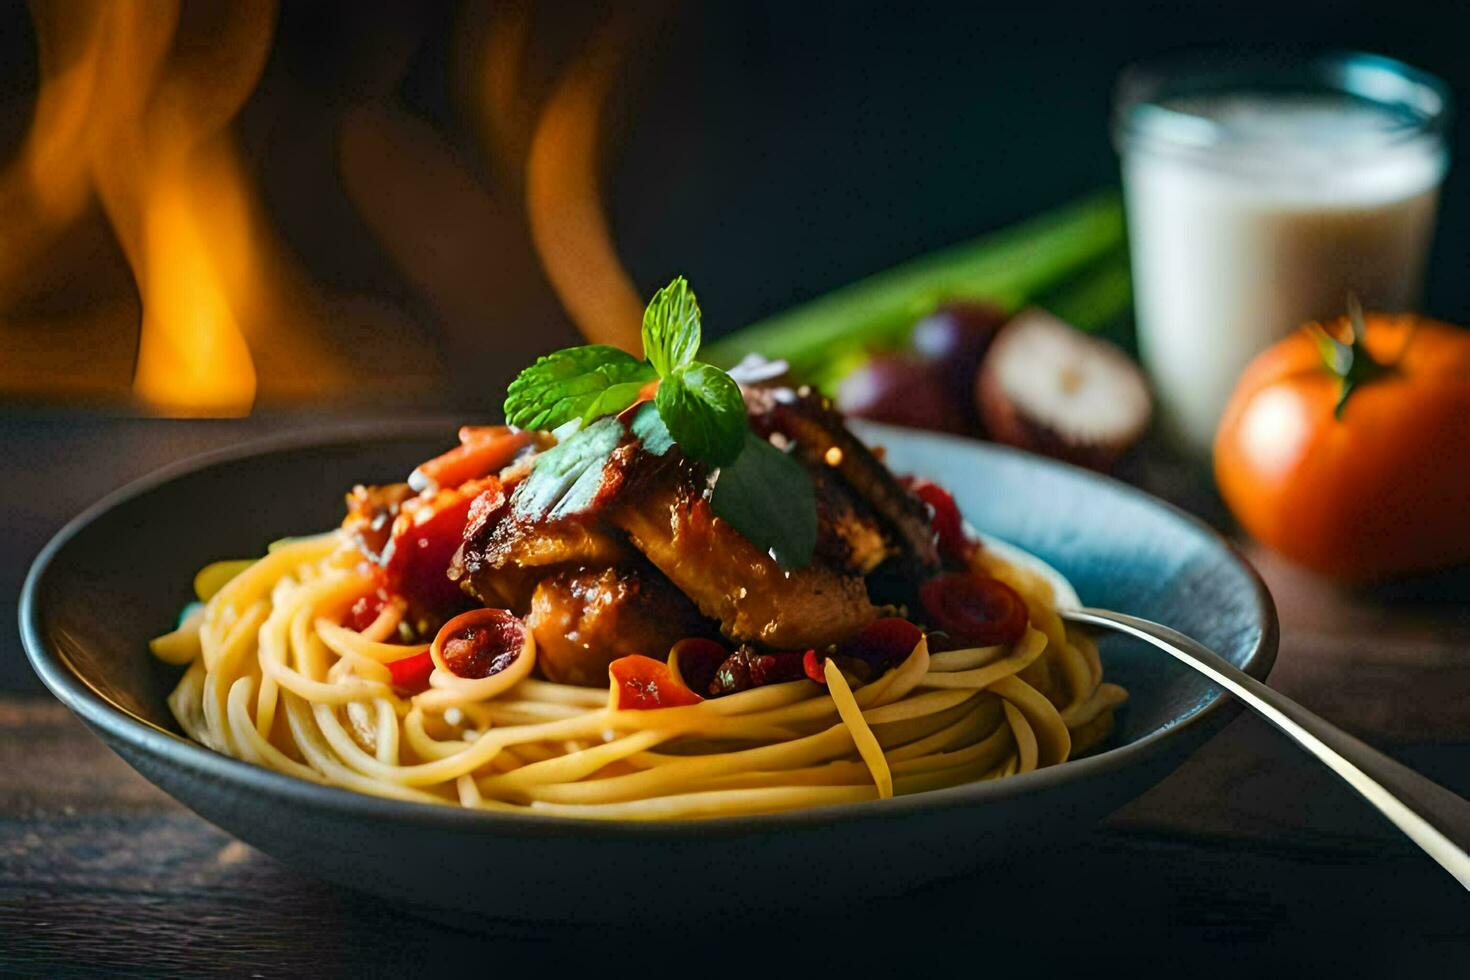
152;531;1127;819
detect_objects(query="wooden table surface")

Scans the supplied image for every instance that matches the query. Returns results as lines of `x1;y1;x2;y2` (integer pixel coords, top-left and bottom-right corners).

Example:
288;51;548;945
2;416;1467;976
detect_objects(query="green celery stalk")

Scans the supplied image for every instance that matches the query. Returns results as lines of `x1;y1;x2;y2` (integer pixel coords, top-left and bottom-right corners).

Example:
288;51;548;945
706;191;1126;375
1031;247;1135;349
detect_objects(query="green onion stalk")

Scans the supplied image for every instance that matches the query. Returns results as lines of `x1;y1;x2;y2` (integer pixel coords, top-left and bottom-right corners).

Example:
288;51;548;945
706;191;1132;390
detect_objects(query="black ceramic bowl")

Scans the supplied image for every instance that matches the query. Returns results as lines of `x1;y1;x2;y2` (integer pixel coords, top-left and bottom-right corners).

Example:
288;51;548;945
21;421;1276;921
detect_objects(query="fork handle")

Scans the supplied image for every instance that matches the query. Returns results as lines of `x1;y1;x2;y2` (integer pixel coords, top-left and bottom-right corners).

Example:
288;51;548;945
1063;607;1470;890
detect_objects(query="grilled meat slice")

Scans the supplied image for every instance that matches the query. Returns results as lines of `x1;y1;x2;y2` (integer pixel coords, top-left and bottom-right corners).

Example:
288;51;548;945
610;455;878;649
809;467;892;574
480;516;632;572
744;385;941;576
454;515;632;612
528;565;713;686
450;461;634;614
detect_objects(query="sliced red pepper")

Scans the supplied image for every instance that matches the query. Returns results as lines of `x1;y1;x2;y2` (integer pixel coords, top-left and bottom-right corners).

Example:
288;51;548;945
384;477;503;616
906;478;975;565
386;649;434;694
802;649;827;685
919;573;1028;647
432;608;528;680
608;655;703;710
345;590;390;633
409;427;533;492
801;650;875;687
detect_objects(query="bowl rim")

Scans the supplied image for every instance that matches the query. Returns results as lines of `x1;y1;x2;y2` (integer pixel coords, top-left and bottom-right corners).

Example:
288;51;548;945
19;419;1278;840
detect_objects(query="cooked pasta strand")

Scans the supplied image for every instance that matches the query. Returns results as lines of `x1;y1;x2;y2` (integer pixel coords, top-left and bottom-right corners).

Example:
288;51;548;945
154;529;1122;818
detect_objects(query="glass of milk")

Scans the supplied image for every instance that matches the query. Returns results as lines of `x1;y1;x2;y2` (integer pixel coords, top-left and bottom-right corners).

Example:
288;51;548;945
1115;52;1451;454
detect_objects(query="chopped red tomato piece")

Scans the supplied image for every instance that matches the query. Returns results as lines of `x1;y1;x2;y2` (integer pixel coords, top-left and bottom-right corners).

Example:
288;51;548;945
409;427;533;493
609;655;703;710
386;650;434;694
907;478;975;564
919;573;1028;647
432;608;528;680
384;477;503;615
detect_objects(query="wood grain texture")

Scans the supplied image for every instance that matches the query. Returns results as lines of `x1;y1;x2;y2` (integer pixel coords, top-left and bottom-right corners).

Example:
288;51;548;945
3;800;1466;976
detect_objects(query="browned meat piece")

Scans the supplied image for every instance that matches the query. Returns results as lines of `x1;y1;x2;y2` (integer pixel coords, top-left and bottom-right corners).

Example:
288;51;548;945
610;457;878;650
454;406;899;654
343;483;416;562
744;385;941;576
480;516;632;571
453;510;632;612
449;437;637;612
528;565;713;686
809;467;892;574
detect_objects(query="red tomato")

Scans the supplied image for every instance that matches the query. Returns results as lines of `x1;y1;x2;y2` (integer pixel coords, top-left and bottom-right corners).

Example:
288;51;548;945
705;648;807;696
1215;313;1470;581
431;608;528;680
384;477;503;614
907;479;974;564
919;573;1028;647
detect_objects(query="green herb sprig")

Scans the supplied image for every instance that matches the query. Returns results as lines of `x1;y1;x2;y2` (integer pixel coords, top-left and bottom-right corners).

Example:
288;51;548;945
505;277;817;568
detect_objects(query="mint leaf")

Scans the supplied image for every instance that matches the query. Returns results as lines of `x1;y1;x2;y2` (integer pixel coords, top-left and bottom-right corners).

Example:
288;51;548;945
710;432;817;569
654;362;746;467
504;345;654;431
642;276;701;378
513;417;626;519
629;400;676;456
577;380;649;424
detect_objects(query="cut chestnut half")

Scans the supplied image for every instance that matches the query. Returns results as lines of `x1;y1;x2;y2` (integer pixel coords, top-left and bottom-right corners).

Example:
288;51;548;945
976;309;1151;470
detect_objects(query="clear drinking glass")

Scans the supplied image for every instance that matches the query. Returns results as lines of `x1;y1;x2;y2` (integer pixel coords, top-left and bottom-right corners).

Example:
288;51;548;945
1114;51;1451;454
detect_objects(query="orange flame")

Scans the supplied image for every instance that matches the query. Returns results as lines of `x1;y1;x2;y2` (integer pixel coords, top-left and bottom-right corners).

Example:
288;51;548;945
0;2;106;298
464;0;535;184
521;14;646;352
1;0;348;415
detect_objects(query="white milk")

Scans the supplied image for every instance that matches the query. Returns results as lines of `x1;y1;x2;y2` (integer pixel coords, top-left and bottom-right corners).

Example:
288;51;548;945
1121;92;1447;452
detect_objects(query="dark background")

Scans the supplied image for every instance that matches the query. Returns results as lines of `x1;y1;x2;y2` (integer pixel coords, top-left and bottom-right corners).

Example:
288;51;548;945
0;0;1467;413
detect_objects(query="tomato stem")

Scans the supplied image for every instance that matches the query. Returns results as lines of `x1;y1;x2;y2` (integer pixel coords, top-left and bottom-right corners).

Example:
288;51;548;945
1311;295;1397;419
